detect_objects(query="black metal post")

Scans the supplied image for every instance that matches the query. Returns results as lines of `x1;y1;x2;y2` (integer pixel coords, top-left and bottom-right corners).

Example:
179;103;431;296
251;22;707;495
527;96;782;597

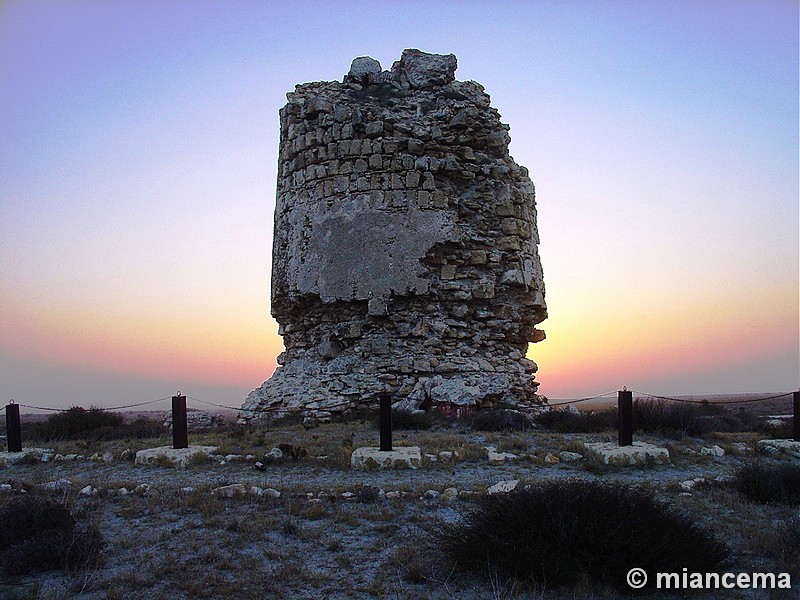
793;391;799;442
172;393;188;450
618;389;633;446
6;402;22;453
379;394;392;451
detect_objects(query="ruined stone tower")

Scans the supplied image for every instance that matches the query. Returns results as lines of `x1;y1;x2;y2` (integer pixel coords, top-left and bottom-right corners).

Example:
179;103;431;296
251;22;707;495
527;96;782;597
241;49;546;423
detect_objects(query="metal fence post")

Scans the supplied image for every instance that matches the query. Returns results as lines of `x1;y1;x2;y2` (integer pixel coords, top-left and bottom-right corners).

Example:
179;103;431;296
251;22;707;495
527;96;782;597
6;402;22;453
618;389;633;446
172;393;188;450
793;391;799;442
379;394;392;451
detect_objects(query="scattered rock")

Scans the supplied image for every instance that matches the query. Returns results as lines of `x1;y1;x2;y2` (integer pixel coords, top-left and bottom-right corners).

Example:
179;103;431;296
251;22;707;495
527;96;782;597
679;478;705;491
544;452;560;464
350;446;422;470
422;489;440;500
0;484;12;493
441;487;459;502
700;445;725;457
213;484;249;498
134;445;219;469
264;448;284;461
41;478;73;492
79;485;98;497
263;488;281;499
487;480;520;495
486;446;518;464
757;439;800;458
437;451;454;462
558;451;583;463
583;442;671;466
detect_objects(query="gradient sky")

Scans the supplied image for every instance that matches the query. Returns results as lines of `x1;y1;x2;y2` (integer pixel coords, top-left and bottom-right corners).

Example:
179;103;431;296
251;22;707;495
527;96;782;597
1;0;797;411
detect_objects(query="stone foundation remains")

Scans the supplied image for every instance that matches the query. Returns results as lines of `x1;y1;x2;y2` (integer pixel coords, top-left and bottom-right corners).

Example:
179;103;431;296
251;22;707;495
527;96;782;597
242;49;546;423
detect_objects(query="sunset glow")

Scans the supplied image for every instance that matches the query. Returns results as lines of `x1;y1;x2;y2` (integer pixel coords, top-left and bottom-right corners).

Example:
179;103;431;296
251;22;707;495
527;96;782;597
1;1;797;410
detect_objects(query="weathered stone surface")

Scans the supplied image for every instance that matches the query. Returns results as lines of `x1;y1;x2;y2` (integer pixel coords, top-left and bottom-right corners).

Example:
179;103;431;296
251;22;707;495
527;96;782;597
700;445;725;457
558;451;583;463
0;448;53;466
346;56;382;82
213;484;249;498
243;49;546;424
757;439;800;458
134;445;219;468
584;441;671;466
487;479;519;494
350;446;422;470
486;445;518;464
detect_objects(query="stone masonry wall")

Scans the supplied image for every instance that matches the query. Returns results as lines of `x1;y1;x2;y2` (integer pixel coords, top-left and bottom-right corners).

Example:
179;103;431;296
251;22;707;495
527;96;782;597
242;49;546;423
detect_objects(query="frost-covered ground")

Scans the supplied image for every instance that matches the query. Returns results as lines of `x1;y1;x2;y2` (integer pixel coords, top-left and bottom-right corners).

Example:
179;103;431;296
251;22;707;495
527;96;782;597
1;418;798;599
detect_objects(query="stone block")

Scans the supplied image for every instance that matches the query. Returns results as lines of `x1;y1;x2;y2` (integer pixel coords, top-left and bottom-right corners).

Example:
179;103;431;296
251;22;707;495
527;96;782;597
583;441;670;466
487;479;519;494
0;448;53;466
757;439;800;458
134;445;219;469
350;446;421;470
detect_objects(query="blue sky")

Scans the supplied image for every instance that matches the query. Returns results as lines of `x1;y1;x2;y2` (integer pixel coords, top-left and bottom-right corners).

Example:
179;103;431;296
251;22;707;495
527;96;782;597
1;0;797;410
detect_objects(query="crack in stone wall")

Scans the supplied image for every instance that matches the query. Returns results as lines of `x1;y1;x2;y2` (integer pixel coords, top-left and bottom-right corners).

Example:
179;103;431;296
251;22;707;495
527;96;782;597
242;49;547;423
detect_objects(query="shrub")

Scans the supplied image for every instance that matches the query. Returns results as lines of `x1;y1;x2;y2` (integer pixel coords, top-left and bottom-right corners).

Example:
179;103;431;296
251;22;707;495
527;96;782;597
734;462;800;506
437;480;728;590
390;410;436;431
0;496;103;576
533;408;615;433
468;409;530;432
632;399;710;437
30;406;123;441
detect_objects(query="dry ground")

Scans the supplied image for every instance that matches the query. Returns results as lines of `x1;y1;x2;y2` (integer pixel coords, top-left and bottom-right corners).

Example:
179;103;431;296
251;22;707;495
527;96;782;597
1;417;798;599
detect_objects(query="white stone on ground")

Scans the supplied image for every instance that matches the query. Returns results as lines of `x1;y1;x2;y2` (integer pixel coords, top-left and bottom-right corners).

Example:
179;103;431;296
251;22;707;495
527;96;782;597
701;445;725;457
350;446;422;470
583;441;670;466
0;448;53;466
487;480;519;494
558;451;583;462
134;445;219;468
757;439;800;458
485;446;518;464
79;485;98;497
441;487;459;501
213;484;249;498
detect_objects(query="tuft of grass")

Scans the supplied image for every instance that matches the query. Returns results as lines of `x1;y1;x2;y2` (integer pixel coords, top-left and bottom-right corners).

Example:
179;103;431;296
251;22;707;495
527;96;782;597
437;479;728;591
734;461;800;506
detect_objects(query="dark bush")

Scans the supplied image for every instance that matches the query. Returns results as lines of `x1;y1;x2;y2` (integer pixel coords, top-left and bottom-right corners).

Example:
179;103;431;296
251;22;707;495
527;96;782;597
533;408;615;433
27;409;162;442
0;496;103;576
468;409;530;432
632;399;711;437
437;480;728;590
734;462;800;506
391;409;436;430
29;406;124;441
